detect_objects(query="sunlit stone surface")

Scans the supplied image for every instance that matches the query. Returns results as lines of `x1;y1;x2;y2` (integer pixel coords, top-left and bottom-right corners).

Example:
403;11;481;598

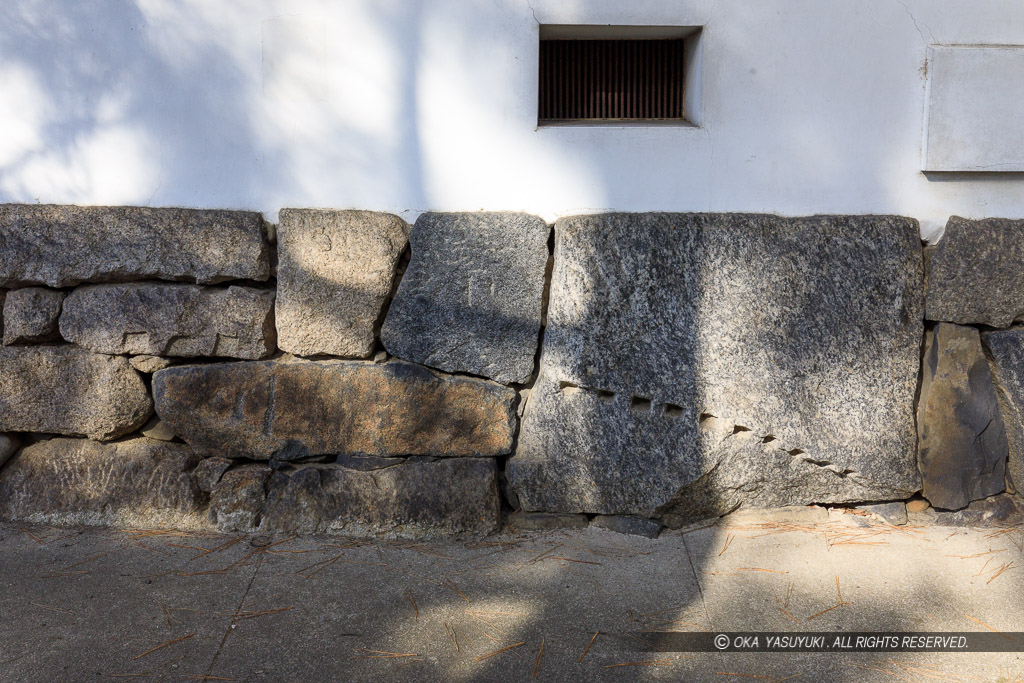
509;213;924;524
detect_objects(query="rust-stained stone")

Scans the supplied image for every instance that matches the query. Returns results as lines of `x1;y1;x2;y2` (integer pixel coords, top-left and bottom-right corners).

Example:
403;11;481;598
0;204;270;287
153;359;516;460
0;345;152;440
0;438;204;528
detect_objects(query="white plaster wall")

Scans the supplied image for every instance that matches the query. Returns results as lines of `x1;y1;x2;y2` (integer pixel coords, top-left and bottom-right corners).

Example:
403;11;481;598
1;0;1022;240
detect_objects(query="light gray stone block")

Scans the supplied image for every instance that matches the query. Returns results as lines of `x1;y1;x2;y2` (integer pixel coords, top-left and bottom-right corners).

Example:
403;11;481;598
0;204;270;287
0;345;152;440
508;213;924;524
381;212;549;384
60;283;276;359
276;209;408;358
927;216;1024;327
2;287;65;344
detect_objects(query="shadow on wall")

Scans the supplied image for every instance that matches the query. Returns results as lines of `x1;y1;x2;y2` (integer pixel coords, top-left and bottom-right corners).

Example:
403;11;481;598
0;2;274;208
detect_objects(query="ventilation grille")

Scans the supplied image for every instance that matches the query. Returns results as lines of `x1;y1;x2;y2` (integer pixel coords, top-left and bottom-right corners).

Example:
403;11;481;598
539;38;686;123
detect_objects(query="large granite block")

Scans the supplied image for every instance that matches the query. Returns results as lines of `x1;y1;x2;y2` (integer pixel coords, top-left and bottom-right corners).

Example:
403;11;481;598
927;216;1024;327
381;212;549;384
917;324;1006;510
508;213;924;523
153;359;516;460
276;209;408;357
60;283;276;359
0;346;152;440
0;204;270;287
0;438;203;527
2;287;65;344
983;329;1024;490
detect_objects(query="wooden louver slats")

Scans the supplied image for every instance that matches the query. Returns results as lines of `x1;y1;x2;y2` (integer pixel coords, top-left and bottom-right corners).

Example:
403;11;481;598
539;38;686;123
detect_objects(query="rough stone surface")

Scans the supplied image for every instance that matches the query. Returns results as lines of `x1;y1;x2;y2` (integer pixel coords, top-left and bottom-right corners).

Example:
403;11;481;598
917;323;1007;510
209;465;272;532
154;359;516;460
259;458;500;537
0;204;270;287
2;287;65;344
590;515;662;538
381;212;549;384
926;216;1024;327
60;283;276;359
857;502;909;526
276;209;408;358
129;355;177;373
506;512;590;531
193;457;232;493
0;438;203;527
0;433;19;469
982;328;1024;490
508;214;924;523
0;346;152;440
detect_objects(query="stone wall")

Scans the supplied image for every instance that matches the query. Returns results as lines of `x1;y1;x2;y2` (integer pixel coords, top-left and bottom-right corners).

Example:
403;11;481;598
0;205;1019;537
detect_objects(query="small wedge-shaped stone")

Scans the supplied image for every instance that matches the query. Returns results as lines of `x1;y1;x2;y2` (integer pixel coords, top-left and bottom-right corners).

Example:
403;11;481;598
0;438;203;528
276;209;408;357
153;359;516;460
259;458;500;537
382;212;549;384
917;323;1007;510
2;287;65;344
60;283;276;359
0;204;270;287
927;216;1024;327
982;328;1024;490
0;346;152;440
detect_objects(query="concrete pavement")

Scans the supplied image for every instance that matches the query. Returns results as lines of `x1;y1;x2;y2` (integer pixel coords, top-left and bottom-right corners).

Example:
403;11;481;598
2;507;1023;681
